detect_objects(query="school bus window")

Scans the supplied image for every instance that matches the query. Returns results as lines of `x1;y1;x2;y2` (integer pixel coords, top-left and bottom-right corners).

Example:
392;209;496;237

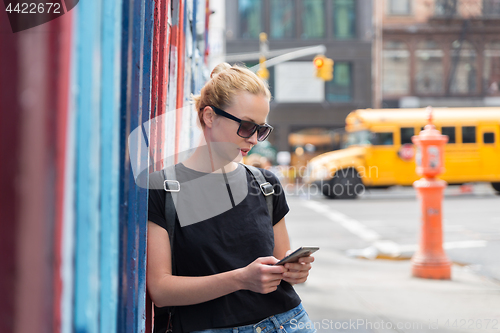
370;132;394;146
483;132;495;144
441;126;456;144
400;127;414;144
462;126;476;143
344;130;371;148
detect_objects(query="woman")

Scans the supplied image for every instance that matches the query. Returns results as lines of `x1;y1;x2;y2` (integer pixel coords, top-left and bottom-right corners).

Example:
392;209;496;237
147;63;315;333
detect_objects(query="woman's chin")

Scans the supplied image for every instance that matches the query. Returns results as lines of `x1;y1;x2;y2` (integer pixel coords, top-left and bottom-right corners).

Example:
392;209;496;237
233;152;243;163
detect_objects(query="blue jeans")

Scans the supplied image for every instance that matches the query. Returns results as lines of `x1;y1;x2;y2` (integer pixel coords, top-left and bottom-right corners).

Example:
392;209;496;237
191;303;316;333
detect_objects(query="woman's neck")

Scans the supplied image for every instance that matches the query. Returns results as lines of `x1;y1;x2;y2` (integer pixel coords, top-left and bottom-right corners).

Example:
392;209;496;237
182;141;238;174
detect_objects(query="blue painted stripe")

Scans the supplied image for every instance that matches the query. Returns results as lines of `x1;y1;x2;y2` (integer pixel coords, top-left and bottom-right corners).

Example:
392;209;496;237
128;0;154;331
117;0;131;325
73;0;102;331
99;0;123;329
117;0;151;331
137;0;154;329
125;0;143;329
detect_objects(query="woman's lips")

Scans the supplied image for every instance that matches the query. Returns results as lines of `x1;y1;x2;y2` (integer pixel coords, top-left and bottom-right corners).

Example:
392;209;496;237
240;148;250;156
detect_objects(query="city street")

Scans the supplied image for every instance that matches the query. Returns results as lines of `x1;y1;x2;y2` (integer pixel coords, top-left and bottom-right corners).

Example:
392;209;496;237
284;183;500;333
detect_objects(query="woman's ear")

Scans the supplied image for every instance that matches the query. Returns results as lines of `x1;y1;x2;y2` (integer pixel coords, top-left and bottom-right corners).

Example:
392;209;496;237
202;106;215;129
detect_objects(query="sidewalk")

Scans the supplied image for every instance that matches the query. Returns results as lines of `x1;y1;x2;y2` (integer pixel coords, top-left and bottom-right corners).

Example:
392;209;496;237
294;248;500;333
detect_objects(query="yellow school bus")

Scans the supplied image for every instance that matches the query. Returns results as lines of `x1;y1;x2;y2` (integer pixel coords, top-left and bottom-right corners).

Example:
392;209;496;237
305;107;500;199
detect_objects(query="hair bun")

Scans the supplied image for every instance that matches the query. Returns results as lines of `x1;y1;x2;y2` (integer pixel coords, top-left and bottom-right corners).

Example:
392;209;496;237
210;62;232;78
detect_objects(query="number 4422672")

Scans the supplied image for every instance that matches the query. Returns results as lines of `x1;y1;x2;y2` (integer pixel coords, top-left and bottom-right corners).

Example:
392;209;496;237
5;2;61;14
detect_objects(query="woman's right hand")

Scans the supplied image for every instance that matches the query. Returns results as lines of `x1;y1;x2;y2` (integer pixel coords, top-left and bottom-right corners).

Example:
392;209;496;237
238;256;285;294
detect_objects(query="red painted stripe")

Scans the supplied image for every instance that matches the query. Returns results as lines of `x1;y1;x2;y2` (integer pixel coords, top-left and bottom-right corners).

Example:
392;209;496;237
146;0;172;330
145;291;153;333
52;12;73;333
204;0;210;62
150;0;161;173
156;0;171;171
15;26;54;333
0;11;21;333
146;0;168;329
150;0;160;120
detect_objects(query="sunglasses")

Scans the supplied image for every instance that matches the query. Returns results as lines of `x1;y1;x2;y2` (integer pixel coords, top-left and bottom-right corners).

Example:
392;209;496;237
209;106;274;142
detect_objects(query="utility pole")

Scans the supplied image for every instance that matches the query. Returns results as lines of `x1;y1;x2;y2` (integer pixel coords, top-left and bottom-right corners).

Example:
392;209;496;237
372;0;383;108
257;32;270;80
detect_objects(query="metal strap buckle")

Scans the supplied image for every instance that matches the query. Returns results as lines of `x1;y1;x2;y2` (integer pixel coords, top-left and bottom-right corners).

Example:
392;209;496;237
260;182;275;196
164;180;180;192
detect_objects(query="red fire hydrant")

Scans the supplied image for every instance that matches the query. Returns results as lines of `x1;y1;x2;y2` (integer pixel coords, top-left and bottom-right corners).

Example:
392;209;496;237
411;106;451;280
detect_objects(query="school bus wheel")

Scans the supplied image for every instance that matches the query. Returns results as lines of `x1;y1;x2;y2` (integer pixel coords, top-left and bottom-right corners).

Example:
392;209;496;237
322;168;363;199
321;179;334;198
491;182;500;193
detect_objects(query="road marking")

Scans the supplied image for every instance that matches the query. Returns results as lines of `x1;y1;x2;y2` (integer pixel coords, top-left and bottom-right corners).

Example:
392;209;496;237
398;240;488;252
444;224;466;231
374;240;488;258
302;200;380;241
443;240;488;249
346;240;489;259
302;201;488;256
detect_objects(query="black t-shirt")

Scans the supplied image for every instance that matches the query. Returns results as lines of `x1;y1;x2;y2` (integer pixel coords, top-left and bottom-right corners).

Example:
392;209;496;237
148;163;301;332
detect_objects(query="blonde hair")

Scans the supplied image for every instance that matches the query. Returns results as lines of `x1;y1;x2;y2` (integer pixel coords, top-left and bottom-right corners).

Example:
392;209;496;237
191;63;271;128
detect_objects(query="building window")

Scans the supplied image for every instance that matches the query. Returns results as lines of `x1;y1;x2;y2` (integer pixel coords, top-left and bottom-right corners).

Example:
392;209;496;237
435;0;457;16
382;41;410;95
442;126;456;144
483;41;500;96
415;41;444;94
450;40;477;95
387;0;411;15
238;0;262;38
301;0;325;39
333;0;356;39
462;126;476;143
270;0;295;39
483;0;500;16
325;62;352;102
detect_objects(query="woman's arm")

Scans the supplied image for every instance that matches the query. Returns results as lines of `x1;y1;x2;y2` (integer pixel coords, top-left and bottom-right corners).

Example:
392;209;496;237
272;217;291;259
273;218;314;285
147;221;285;307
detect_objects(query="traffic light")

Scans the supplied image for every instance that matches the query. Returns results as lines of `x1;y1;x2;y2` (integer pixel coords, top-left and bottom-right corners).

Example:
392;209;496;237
313;55;334;81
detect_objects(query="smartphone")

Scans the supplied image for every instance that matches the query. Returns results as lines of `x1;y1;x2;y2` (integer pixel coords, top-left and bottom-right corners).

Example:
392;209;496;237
274;246;319;265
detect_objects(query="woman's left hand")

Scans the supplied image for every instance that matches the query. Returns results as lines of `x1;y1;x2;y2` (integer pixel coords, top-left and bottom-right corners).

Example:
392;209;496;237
281;250;315;285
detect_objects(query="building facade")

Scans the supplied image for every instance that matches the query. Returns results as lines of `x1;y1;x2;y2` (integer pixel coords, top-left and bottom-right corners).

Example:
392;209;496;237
377;0;500;108
224;0;374;152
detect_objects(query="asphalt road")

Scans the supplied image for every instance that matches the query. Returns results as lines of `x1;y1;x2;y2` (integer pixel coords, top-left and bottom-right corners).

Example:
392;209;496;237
284;182;500;283
282;183;500;332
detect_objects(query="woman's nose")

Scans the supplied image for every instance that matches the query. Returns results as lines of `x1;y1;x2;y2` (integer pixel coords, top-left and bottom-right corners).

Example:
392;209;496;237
246;131;258;145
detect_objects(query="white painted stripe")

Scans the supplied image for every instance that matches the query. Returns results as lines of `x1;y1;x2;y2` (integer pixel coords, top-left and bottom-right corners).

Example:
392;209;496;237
302;201;489;251
397;244;418;252
390;240;487;253
61;29;77;333
443;240;488;249
303;200;380;241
